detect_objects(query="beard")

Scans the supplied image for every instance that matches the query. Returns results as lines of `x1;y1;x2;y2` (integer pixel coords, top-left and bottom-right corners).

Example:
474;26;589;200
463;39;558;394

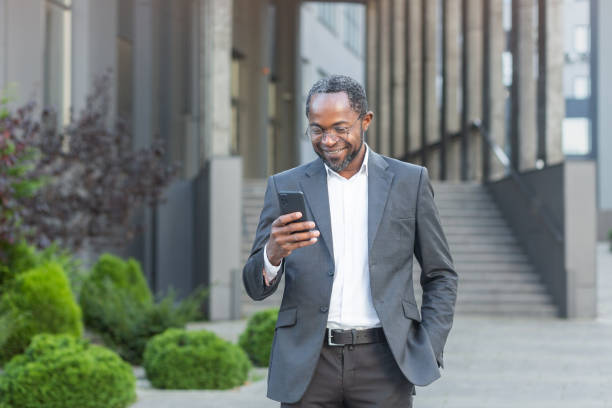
315;129;365;173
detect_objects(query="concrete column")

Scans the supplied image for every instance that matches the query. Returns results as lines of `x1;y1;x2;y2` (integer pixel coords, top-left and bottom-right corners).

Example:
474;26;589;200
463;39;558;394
406;0;422;162
483;0;506;181
538;0;564;166
377;0;391;156
441;0;461;181
422;0;438;176
0;0;45;107
273;0;299;172
510;0;537;171
200;0;233;159
72;0;117;114
391;0;406;157
365;0;379;150
235;0;272;179
564;160;597;318
461;0;483;180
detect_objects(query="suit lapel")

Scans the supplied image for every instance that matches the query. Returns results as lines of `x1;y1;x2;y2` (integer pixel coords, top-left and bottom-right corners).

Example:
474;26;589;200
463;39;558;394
300;159;334;260
368;151;394;252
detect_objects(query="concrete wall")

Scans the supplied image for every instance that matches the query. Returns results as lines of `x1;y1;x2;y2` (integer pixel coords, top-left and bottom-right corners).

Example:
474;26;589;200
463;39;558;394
596;0;612;240
487;164;566;316
488;160;597;318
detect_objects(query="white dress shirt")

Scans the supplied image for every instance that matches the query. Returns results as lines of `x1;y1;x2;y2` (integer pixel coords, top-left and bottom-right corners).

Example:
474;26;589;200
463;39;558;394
264;145;381;330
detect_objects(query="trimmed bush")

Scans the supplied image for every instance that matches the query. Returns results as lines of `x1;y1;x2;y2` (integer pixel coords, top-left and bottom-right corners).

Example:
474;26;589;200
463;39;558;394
79;253;206;364
0;241;86;298
0;262;82;364
238;308;278;367
143;328;250;389
608;230;612;252
0;334;136;408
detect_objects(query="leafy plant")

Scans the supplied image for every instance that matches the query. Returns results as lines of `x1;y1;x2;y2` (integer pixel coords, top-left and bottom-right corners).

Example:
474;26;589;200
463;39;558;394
0;262;82;364
238;308;278;367
143;328;251;389
608;229;612;252
0;74;178;255
79;253;207;364
0;334;136;408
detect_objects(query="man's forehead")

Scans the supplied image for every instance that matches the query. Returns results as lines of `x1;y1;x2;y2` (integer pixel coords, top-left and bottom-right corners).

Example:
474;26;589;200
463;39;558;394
309;92;352;115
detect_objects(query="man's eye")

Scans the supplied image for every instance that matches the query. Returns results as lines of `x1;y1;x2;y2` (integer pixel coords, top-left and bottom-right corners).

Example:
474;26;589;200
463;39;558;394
310;128;323;135
334;127;349;133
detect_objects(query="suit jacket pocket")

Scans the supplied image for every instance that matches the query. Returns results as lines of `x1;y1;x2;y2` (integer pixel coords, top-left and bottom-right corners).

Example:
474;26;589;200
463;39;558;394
275;307;297;328
402;299;421;322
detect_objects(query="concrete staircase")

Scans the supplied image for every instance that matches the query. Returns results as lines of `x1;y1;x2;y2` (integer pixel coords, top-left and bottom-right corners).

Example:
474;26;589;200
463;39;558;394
241;179;558;318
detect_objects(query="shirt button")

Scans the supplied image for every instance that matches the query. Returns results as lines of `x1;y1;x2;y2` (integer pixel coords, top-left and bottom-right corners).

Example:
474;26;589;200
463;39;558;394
320;306;328;313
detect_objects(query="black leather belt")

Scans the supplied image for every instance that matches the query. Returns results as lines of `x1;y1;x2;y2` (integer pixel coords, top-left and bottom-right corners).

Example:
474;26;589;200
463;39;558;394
325;327;385;346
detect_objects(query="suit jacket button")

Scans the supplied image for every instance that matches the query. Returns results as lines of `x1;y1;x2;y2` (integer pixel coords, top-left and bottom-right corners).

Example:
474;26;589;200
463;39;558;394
320;306;328;313
328;270;334;276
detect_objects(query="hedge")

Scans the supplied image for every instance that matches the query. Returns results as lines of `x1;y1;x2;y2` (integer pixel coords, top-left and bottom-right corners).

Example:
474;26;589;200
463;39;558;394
0;334;136;408
0;262;82;364
238;308;278;367
143;328;250;389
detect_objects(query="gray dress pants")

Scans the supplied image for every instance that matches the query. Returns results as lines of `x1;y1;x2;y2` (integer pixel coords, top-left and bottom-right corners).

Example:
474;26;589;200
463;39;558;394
281;336;414;408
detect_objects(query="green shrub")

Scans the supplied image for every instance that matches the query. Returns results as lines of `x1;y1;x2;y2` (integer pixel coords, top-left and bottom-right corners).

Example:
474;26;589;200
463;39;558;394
0;334;136;408
238;308;278;367
79;253;206;364
0;241;86;297
143;328;250;389
608;230;612;252
0;262;82;364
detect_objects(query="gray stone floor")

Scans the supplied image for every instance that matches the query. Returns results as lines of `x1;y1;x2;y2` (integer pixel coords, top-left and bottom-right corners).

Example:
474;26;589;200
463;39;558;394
131;243;612;408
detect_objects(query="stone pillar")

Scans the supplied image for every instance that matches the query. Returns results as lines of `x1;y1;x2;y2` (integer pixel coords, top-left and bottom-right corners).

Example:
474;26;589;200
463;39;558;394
365;0;379;150
422;0;438;177
441;0;461;181
461;0;483;180
234;0;272;179
0;0;45;107
510;0;537;171
391;0;406;157
483;0;506;181
538;0;564;166
72;0;117;114
273;0;299;172
200;0;233;159
406;0;422;163
196;0;242;320
377;0;391;156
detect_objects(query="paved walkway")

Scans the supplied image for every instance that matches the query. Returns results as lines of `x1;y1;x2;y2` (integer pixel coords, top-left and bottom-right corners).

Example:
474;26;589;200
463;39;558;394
131;243;612;408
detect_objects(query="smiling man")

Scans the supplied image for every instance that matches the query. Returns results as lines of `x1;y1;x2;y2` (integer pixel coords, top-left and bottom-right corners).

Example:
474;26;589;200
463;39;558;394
243;75;457;407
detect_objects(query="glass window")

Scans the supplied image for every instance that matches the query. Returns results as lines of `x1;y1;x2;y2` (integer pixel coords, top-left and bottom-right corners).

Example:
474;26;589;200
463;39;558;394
562;117;590;155
573;76;590;99
573;25;589;54
317;3;337;34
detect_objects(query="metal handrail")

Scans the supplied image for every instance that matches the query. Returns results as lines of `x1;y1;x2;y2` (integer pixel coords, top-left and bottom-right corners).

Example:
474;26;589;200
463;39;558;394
471;119;564;244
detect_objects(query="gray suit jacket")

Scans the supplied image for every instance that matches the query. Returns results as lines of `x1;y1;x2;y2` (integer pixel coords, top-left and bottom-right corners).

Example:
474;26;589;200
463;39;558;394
243;150;458;403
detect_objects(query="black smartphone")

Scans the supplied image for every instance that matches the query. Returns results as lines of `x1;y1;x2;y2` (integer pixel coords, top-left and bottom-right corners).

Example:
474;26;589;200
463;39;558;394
278;191;309;223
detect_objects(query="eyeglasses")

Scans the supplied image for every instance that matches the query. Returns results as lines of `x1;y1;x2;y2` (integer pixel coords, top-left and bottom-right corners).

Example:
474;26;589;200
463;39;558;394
305;115;363;141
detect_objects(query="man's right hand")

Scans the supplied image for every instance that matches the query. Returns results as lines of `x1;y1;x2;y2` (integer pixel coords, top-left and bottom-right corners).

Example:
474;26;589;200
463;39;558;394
267;212;319;266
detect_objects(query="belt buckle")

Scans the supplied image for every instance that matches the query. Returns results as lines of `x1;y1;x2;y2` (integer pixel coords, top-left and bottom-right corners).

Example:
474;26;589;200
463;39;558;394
327;329;343;347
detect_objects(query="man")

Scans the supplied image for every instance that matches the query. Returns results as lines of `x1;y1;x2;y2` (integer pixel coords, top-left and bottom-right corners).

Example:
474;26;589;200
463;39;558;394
243;75;457;407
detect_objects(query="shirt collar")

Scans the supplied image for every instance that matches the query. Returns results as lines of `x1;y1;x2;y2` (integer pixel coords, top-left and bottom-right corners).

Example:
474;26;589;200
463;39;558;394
324;143;369;179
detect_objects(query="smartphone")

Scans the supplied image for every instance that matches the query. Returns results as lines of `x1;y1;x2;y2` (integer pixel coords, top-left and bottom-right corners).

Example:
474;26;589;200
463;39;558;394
278;191;309;223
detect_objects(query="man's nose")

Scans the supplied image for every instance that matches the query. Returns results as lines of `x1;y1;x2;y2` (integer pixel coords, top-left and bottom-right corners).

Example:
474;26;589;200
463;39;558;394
320;132;339;145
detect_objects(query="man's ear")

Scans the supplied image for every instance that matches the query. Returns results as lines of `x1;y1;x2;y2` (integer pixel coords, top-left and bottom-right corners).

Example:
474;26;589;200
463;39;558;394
362;111;374;131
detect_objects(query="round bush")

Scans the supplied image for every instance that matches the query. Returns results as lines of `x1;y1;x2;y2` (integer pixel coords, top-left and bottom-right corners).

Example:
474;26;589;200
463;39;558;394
143;328;251;389
0;262;82;363
0;334;136;408
238;308;278;366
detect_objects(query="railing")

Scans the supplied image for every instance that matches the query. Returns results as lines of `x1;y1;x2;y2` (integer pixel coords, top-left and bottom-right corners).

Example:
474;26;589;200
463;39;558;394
471;119;563;244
